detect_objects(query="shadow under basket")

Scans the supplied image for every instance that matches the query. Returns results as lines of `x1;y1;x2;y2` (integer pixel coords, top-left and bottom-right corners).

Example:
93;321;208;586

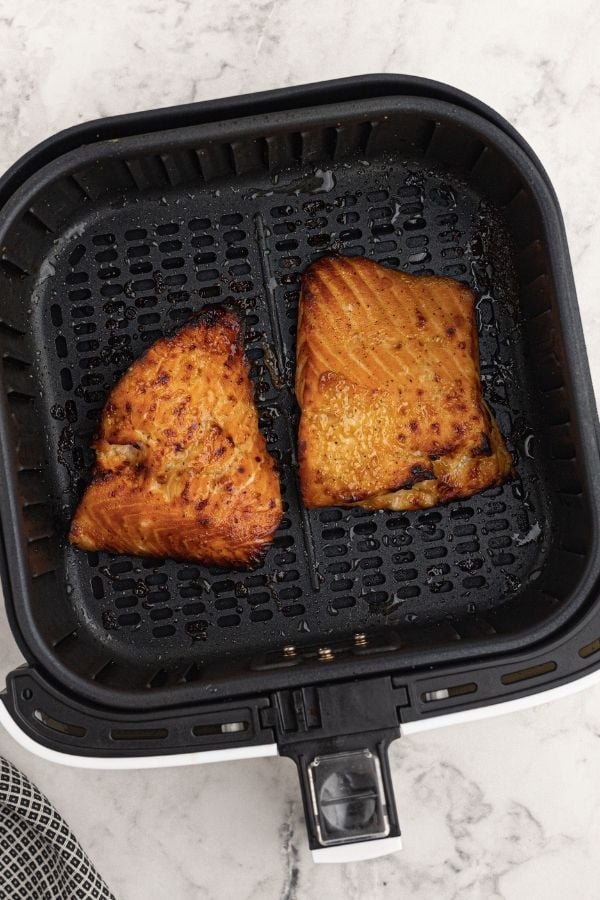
0;76;599;857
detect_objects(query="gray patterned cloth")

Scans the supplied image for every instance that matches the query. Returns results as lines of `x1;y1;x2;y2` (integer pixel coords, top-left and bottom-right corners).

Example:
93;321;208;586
0;757;115;900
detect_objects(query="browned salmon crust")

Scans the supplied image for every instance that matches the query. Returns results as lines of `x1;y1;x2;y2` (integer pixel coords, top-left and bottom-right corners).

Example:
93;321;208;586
69;308;282;567
296;255;513;510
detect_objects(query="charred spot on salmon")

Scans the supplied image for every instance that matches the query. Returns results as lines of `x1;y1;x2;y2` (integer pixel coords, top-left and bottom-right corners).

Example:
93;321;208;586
195;305;229;329
409;420;419;433
410;465;435;481
156;372;170;385
472;432;493;457
432;443;455;456
446;326;456;337
391;479;416;491
92;469;113;484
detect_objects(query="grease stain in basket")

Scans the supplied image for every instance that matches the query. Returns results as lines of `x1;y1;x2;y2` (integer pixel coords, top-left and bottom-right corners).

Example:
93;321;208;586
248;168;336;199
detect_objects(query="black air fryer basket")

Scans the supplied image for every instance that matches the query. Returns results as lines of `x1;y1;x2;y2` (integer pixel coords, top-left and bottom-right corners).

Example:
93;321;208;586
1;75;599;859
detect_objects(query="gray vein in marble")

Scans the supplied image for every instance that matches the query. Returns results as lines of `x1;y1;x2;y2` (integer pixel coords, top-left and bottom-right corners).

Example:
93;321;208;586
279;800;301;900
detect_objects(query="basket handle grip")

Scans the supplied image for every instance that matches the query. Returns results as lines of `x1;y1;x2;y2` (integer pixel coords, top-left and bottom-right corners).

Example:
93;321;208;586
274;676;403;859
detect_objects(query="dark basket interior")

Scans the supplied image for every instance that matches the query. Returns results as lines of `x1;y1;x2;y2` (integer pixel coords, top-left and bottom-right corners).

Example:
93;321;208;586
0;97;592;701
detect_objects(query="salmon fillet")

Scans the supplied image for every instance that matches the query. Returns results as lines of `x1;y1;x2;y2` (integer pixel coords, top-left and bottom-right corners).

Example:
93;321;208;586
296;256;513;510
70;308;282;567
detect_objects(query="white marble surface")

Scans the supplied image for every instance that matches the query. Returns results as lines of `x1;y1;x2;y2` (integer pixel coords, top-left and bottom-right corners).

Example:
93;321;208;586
1;0;600;897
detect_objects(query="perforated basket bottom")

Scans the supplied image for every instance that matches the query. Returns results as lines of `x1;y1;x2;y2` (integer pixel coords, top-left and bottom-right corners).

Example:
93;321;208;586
33;154;549;666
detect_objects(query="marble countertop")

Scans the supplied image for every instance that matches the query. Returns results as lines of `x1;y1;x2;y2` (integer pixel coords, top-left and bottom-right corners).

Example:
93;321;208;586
1;1;600;897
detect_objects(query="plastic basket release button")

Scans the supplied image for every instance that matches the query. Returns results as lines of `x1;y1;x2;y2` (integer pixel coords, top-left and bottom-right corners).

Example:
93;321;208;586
308;749;390;845
275;677;403;852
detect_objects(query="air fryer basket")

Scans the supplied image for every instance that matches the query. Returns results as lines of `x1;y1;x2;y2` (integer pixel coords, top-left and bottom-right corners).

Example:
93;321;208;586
1;77;599;855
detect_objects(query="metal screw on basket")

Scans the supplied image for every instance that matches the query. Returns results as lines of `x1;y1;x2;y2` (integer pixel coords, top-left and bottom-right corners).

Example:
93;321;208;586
282;645;297;658
354;632;368;647
318;647;334;661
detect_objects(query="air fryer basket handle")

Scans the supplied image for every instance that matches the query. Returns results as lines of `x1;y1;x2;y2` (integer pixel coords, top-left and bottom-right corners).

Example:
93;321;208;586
273;676;403;858
287;737;401;859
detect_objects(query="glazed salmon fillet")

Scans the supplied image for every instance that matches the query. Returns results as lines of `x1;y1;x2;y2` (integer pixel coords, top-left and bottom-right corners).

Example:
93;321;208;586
296;256;512;510
70;308;282;567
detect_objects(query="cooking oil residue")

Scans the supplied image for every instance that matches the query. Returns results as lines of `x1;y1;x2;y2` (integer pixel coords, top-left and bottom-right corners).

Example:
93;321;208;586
57;424;77;487
391;202;403;225
248;168;336;200
313;169;335;193
186;620;208;641
511;481;532;510
523;434;536;459
102;610;119;630
429;581;448;594
429;182;456;209
504;573;522;593
513;521;542;546
259;339;286;389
